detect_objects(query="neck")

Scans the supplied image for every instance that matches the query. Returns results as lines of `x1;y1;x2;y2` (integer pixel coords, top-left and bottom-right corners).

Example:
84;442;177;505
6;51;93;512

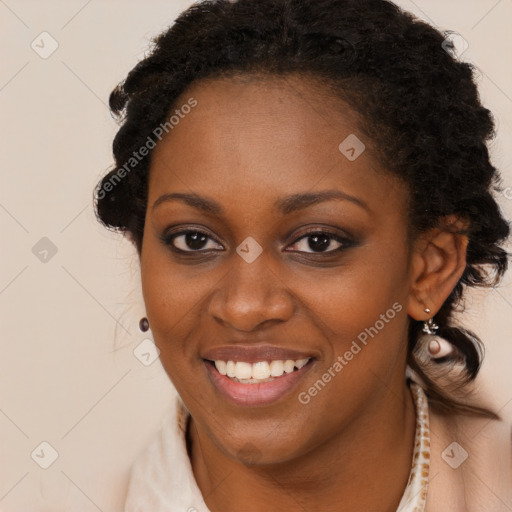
189;376;416;512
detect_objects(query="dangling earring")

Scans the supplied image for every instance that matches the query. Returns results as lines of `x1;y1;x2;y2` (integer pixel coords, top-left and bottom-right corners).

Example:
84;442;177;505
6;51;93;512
139;317;150;333
422;308;453;359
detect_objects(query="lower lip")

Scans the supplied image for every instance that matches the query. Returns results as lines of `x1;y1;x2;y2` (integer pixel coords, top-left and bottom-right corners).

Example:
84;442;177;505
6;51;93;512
204;360;314;406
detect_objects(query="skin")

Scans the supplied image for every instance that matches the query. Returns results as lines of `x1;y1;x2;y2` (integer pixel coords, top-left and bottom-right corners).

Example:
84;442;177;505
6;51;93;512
140;74;468;512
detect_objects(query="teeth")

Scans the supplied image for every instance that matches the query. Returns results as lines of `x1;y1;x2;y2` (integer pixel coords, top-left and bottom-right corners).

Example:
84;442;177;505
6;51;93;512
283;360;295;373
214;358;310;382
234;362;252;380
226;360;236;378
252;361;270;379
295;358;309;369
215;360;227;375
269;360;284;377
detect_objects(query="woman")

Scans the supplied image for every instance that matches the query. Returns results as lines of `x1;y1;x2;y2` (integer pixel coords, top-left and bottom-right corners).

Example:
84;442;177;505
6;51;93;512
95;0;512;510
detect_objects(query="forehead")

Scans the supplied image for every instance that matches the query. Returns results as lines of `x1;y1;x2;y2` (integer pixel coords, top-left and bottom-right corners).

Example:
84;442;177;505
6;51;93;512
148;74;407;219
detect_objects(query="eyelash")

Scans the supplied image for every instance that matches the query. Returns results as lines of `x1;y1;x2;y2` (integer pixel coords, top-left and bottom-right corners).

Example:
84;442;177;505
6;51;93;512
160;227;354;257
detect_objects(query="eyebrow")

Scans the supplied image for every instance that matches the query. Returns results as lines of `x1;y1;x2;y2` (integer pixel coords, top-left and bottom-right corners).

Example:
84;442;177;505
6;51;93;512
152;189;370;215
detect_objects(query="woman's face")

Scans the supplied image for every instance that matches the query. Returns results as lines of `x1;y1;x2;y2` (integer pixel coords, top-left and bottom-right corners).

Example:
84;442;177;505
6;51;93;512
141;74;416;464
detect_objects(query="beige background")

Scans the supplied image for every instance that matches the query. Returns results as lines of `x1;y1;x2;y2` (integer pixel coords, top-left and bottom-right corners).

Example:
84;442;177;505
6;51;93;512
1;0;511;510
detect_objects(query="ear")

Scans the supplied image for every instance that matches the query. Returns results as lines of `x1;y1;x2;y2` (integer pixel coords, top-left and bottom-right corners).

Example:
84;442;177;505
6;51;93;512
407;215;469;321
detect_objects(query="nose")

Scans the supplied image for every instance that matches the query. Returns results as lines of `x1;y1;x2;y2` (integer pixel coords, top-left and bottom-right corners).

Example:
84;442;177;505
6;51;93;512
207;252;295;332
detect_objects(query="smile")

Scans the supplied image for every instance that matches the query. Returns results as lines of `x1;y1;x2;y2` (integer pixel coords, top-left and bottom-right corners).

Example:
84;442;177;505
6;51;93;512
204;357;314;406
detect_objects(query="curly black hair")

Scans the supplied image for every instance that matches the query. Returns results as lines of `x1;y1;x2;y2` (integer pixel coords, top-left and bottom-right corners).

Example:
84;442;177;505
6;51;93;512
95;0;511;417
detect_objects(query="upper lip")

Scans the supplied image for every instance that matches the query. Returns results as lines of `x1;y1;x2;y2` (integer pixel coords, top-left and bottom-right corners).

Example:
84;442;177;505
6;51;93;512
202;344;316;363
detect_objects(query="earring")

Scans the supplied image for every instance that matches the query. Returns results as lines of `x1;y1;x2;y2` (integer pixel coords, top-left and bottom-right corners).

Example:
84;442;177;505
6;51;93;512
139;317;150;333
422;307;453;359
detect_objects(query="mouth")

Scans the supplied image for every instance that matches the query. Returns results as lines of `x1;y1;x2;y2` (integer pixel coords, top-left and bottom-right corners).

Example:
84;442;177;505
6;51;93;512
203;357;315;406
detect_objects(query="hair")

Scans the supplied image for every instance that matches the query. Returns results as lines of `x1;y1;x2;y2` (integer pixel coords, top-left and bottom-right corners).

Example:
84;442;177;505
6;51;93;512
95;0;511;417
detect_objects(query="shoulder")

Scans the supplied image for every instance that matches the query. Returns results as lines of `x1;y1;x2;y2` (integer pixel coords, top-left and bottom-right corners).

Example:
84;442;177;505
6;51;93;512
425;405;512;511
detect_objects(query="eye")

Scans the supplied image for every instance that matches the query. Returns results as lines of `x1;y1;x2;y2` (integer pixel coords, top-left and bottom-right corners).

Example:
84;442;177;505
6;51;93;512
286;229;351;254
161;227;353;256
163;229;223;253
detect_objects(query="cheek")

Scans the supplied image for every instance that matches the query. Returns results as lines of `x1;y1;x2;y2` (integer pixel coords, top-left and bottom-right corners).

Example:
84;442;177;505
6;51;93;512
298;241;410;347
286;243;411;433
140;238;207;372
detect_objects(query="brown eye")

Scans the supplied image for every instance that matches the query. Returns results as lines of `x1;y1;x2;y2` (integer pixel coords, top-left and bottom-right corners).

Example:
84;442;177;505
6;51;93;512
286;230;353;254
163;230;223;253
